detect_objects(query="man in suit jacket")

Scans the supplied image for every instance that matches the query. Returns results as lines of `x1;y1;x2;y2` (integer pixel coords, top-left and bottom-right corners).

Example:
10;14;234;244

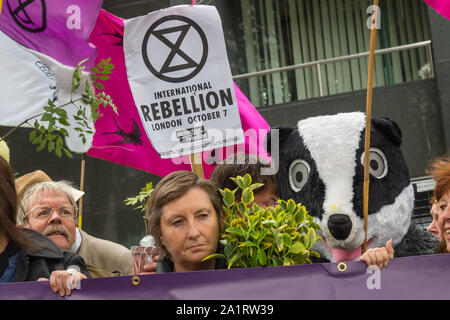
15;171;133;277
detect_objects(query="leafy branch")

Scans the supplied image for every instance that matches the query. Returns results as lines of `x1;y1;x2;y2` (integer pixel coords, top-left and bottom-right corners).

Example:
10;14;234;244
124;182;154;235
203;174;322;269
0;57;118;158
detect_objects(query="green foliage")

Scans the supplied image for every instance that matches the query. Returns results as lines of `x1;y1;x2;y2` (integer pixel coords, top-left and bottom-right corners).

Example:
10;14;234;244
124;182;154;213
26;58;118;158
124;182;154;235
204;174;322;269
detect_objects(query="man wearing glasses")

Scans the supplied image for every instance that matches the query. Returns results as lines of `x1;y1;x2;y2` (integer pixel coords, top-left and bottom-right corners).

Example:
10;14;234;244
16;171;134;278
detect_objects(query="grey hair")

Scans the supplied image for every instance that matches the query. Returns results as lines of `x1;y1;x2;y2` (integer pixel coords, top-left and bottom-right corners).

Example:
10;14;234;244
18;181;79;226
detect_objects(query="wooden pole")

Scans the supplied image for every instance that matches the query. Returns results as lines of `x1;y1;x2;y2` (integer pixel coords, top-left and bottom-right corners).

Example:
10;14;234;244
190;152;204;178
78;153;86;229
362;0;379;254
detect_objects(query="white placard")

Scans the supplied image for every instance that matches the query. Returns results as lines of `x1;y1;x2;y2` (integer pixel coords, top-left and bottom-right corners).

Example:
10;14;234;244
124;5;244;158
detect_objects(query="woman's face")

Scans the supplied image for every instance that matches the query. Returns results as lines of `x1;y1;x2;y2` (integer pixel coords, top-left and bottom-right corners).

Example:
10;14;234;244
437;189;450;252
427;202;441;239
160;187;219;272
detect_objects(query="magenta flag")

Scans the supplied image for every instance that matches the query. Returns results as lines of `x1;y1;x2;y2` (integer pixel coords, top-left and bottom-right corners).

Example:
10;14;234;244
87;9;270;178
0;0;103;67
423;0;450;20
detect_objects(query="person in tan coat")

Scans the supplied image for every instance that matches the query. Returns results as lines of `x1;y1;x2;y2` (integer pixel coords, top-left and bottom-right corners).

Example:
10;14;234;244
15;170;133;278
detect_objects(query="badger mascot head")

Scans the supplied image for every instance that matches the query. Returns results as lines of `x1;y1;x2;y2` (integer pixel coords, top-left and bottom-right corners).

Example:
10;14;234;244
267;112;435;263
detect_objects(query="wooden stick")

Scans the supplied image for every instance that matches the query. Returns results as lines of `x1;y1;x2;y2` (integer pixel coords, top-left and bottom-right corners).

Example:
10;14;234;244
78;153;86;229
362;0;379;254
190;152;204;178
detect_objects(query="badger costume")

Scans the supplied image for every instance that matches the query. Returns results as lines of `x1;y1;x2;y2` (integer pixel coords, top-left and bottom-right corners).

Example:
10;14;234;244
268;112;437;263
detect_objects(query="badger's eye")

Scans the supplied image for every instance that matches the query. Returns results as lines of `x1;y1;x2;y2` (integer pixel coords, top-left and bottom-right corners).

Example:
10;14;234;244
289;160;310;192
361;148;388;179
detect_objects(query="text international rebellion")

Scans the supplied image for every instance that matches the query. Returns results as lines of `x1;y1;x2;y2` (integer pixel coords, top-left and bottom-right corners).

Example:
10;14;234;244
140;82;233;131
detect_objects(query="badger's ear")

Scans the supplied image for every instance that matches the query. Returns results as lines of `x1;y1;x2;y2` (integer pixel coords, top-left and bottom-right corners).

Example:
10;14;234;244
265;126;294;156
372;117;402;146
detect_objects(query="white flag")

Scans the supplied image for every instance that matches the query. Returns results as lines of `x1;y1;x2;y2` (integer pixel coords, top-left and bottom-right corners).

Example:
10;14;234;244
0;31;94;153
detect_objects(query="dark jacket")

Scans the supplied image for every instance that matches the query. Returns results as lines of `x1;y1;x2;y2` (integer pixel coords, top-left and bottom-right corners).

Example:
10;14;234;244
156;244;226;273
13;229;90;282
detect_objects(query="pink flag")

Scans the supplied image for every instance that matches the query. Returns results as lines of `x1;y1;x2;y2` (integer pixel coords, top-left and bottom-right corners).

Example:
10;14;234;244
423;0;450;20
87;9;270;178
0;0;102;67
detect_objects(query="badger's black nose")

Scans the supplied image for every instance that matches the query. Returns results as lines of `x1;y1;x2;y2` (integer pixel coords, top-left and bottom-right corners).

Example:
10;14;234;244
327;214;352;240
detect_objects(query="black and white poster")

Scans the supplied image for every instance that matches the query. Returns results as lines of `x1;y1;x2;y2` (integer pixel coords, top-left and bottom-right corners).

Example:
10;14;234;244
124;5;244;158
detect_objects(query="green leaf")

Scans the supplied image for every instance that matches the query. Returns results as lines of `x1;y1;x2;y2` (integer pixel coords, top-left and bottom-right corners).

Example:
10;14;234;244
223;242;236;258
237;202;247;215
32;135;42;145
40;113;53;122
29;130;37;142
250;230;260;241
36;139;47;152
290;242;306;254
287;199;296;213
241;187;254;206
47;141;55;152
221;188;235;208
275;232;283;252
55;147;62;158
227;251;244;269
243;174;252;188
303;232;310;249
63;148;73;158
58;117;70;126
60;128;69;137
257;248;267;265
95;83;105;90
231;176;245;190
55;108;68;118
249;183;264;191
239;241;257;248
202;253;226;262
308;227;317;247
224;227;245;238
282;233;292;248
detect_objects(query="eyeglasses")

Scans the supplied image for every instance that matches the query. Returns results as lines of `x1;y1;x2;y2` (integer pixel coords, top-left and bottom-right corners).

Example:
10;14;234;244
25;205;77;220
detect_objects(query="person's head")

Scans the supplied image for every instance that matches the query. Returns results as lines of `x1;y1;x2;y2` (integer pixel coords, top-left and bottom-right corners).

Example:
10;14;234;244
19;181;78;250
0;154;30;249
427;157;450;253
210;153;279;209
427;198;441;239
147;170;223;272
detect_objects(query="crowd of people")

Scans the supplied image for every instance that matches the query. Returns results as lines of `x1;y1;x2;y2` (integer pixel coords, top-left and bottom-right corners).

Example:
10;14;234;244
0;141;449;296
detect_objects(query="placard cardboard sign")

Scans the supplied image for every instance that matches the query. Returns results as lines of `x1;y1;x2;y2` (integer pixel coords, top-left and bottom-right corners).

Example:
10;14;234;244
124;5;243;158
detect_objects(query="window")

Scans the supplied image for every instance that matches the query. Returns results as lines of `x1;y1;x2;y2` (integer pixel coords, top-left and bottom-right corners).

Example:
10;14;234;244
235;0;433;107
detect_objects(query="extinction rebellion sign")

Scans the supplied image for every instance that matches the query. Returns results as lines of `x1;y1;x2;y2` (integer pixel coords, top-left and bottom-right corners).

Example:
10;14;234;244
124;5;244;158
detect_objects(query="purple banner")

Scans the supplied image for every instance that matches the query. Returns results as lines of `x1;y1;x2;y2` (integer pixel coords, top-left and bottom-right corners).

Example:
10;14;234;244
0;0;103;67
1;254;450;300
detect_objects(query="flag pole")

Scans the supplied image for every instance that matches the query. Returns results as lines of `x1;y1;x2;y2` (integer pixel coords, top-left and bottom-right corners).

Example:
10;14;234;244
78;153;86;229
362;0;379;254
190;152;204;178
